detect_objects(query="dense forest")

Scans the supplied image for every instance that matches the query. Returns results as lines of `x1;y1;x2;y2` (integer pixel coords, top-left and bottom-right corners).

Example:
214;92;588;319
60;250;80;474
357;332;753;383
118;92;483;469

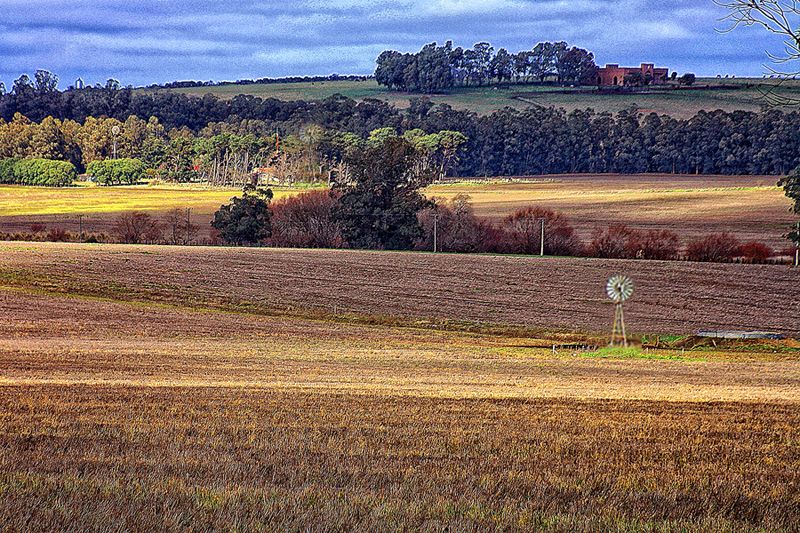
1;70;800;178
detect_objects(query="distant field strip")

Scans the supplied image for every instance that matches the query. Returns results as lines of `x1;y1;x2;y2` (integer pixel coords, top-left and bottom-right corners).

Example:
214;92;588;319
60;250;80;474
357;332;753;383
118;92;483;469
0;174;791;246
160;78;800;118
0;242;797;336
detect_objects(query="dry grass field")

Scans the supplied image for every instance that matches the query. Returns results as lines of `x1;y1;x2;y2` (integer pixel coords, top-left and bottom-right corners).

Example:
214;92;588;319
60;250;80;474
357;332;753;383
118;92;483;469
161;77;800;119
0;243;799;530
0;173;791;248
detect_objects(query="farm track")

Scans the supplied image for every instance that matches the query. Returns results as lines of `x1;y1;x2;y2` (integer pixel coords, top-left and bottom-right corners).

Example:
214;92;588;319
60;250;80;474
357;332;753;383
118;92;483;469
0;242;797;336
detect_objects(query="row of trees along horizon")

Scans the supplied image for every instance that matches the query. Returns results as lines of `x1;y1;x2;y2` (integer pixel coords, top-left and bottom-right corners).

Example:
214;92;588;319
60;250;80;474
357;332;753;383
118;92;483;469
4;69;800;178
375;41;696;93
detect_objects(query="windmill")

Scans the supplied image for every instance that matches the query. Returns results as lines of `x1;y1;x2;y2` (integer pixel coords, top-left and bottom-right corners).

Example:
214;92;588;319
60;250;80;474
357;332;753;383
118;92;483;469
606;274;633;347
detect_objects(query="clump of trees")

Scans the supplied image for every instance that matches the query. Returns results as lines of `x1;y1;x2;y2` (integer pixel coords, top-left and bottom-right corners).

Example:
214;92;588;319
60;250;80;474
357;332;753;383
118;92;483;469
333;137;432;250
779;166;800;247
86;158;146;185
211;185;273;246
375;40;597;93
0;157;76;186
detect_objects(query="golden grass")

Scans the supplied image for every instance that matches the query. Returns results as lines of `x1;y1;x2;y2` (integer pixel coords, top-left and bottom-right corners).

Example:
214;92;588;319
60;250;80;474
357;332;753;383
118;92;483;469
0;279;798;530
0;183;304;217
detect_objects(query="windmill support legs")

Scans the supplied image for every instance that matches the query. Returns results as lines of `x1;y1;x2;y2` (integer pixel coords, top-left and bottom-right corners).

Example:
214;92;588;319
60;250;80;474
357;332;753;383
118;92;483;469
610;303;628;347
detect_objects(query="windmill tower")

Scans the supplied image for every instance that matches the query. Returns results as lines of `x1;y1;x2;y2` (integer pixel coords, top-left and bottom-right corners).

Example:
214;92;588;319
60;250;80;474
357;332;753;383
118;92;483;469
606;274;633;347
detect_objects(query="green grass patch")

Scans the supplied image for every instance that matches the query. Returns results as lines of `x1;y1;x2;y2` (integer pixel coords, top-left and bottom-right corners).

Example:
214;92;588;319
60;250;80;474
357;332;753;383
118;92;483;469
584;346;706;362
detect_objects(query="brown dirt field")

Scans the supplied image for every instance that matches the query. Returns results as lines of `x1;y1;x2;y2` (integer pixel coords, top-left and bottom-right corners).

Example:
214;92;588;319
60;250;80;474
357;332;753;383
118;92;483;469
429;174;793;249
0;242;797;336
1;288;797;402
0;246;799;529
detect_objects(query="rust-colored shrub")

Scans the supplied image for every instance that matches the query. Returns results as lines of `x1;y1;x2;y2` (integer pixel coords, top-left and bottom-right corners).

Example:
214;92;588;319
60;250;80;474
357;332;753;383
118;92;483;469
685;233;740;263
417;194;493;253
269;190;344;249
30;223;46;234
630;229;681;260
501;206;583;256
737;242;773;263
46;227;71;242
589;224;637;259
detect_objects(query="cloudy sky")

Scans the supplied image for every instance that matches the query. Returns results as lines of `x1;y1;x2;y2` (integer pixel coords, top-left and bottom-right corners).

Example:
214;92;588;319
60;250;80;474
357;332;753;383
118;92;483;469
0;0;787;87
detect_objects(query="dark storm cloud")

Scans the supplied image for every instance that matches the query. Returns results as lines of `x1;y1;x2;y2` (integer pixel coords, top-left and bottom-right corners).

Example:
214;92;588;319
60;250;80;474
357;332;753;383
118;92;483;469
0;0;787;87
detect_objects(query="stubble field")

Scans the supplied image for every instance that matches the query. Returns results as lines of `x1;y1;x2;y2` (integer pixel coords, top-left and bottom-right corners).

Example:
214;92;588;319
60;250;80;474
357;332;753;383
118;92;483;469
0;243;799;530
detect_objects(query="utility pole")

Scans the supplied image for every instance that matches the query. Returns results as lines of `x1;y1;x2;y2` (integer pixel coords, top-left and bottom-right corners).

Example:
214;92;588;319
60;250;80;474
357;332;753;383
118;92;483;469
795;221;799;268
432;210;439;253
539;218;546;257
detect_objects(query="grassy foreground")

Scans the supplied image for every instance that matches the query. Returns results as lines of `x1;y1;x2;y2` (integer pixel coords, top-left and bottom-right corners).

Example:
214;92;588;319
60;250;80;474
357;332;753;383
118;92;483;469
0;243;798;530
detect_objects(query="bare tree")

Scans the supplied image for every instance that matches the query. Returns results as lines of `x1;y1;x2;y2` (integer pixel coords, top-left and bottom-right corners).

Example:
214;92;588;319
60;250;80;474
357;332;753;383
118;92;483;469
112;212;163;244
162;208;198;245
716;0;800;105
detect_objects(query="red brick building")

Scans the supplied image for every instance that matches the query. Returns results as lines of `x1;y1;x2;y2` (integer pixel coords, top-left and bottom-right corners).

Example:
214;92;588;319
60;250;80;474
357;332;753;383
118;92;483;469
596;63;670;87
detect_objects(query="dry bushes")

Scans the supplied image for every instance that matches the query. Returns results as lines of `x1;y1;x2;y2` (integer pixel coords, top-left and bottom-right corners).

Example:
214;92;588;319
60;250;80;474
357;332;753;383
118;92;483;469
111;212;163;244
686;233;741;263
269;189;344;249
738;241;773;263
590;225;681;260
417;194;497;253
501;206;584;256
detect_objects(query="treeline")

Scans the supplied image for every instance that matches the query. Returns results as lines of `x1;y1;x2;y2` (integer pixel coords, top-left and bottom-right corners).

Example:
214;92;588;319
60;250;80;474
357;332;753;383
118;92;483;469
3;70;800;177
7;106;800;180
0;114;466;186
375;41;598;93
151;74;371;90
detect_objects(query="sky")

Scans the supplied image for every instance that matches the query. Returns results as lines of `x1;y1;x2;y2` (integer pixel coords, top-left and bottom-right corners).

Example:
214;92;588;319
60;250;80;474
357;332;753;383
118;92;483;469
0;0;789;88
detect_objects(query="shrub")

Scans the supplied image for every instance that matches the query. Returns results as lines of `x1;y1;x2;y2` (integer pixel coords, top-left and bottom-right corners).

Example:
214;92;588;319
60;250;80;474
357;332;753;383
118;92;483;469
112;212;163;244
5;158;77;187
685;233;740;262
46;227;71;242
0;158;20;184
86;158;147;186
630;229;681;260
417;194;494;253
30;223;47;234
589;224;637;259
737;241;772;263
270;190;344;249
501;206;583;256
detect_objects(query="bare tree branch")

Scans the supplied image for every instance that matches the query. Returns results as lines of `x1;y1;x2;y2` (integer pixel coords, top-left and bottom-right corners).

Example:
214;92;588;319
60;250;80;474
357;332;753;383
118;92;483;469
715;0;800;105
